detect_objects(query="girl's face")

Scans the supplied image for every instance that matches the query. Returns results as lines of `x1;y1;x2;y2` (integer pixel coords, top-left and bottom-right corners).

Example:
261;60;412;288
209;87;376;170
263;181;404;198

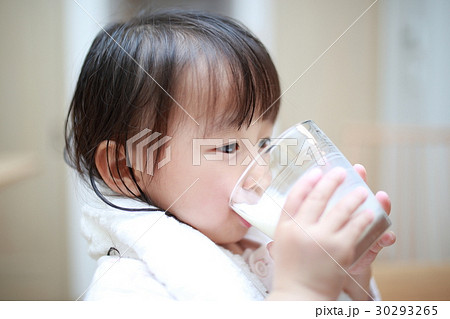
141;117;274;245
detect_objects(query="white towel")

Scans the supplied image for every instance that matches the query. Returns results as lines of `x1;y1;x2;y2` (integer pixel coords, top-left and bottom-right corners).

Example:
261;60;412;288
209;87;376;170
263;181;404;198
81;195;380;301
81;195;267;300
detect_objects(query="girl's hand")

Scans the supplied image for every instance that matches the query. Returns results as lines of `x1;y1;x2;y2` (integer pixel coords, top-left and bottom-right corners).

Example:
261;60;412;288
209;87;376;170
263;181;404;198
341;164;396;300
348;164;396;275
267;167;374;300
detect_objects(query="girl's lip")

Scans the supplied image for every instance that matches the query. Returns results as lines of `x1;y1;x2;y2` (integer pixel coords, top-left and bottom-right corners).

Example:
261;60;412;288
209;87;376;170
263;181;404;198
237;214;252;228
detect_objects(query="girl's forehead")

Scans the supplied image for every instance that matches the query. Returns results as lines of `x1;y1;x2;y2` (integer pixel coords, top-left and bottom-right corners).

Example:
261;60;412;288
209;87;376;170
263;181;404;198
172;63;236;131
167;106;236;139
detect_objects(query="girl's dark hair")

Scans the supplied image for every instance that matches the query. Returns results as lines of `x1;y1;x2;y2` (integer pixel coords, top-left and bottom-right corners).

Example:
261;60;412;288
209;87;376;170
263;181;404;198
64;9;280;206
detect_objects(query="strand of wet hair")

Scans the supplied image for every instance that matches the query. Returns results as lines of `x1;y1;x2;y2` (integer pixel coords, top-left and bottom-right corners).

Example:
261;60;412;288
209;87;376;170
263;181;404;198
89;173;161;212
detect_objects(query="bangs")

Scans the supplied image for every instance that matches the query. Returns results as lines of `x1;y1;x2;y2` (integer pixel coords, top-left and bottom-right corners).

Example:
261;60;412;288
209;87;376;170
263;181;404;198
171;22;281;135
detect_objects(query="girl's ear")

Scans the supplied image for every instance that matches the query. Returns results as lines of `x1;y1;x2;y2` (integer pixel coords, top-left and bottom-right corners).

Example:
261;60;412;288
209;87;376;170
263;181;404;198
95;140;141;197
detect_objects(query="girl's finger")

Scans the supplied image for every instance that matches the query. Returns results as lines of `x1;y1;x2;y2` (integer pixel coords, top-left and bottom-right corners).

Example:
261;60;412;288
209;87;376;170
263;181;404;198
379;231;396;247
348;249;377;274
349;231;396;274
323;186;368;231
279;168;323;224
375;191;391;215
348;232;395;274
366;231;395;256
342;209;374;243
353;164;367;183
295;167;347;224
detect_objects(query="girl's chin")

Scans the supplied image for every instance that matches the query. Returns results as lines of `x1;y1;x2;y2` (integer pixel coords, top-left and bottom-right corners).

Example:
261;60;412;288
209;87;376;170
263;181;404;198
217;228;250;246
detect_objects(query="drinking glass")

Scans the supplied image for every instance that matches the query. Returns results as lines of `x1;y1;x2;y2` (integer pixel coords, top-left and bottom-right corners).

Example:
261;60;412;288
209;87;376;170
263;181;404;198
229;120;391;263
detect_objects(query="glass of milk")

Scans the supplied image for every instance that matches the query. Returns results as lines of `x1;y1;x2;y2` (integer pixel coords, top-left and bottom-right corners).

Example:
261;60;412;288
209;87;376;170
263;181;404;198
229;120;391;263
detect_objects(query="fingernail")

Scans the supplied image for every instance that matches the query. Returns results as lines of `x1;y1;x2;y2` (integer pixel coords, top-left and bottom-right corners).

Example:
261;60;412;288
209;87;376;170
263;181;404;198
387;231;396;243
331;167;346;179
308;168;322;179
376;190;388;198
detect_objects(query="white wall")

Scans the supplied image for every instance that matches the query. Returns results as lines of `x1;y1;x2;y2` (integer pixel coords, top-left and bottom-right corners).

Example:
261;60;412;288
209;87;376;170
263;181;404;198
0;0;67;300
231;0;280;136
273;0;379;145
377;0;450;261
378;0;450;126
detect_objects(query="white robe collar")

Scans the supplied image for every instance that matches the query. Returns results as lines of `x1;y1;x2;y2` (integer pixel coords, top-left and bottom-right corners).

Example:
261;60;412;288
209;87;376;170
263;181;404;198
81;195;268;300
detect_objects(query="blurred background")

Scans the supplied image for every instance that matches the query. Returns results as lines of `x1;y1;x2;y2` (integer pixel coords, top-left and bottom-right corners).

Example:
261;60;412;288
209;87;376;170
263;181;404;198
0;0;449;300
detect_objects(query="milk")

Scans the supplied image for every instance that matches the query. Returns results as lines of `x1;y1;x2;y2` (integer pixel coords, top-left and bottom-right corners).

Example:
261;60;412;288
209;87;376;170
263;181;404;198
233;193;283;238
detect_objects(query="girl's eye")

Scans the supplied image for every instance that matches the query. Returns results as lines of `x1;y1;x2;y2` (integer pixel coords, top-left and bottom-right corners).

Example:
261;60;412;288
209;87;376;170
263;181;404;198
258;138;271;149
217;142;239;154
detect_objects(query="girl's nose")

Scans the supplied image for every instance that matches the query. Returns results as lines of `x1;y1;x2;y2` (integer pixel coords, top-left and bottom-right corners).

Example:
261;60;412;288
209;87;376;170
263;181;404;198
242;161;272;196
232;152;272;205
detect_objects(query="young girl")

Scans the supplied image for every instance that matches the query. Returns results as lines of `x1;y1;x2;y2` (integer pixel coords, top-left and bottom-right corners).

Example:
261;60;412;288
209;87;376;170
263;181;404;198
65;9;395;301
